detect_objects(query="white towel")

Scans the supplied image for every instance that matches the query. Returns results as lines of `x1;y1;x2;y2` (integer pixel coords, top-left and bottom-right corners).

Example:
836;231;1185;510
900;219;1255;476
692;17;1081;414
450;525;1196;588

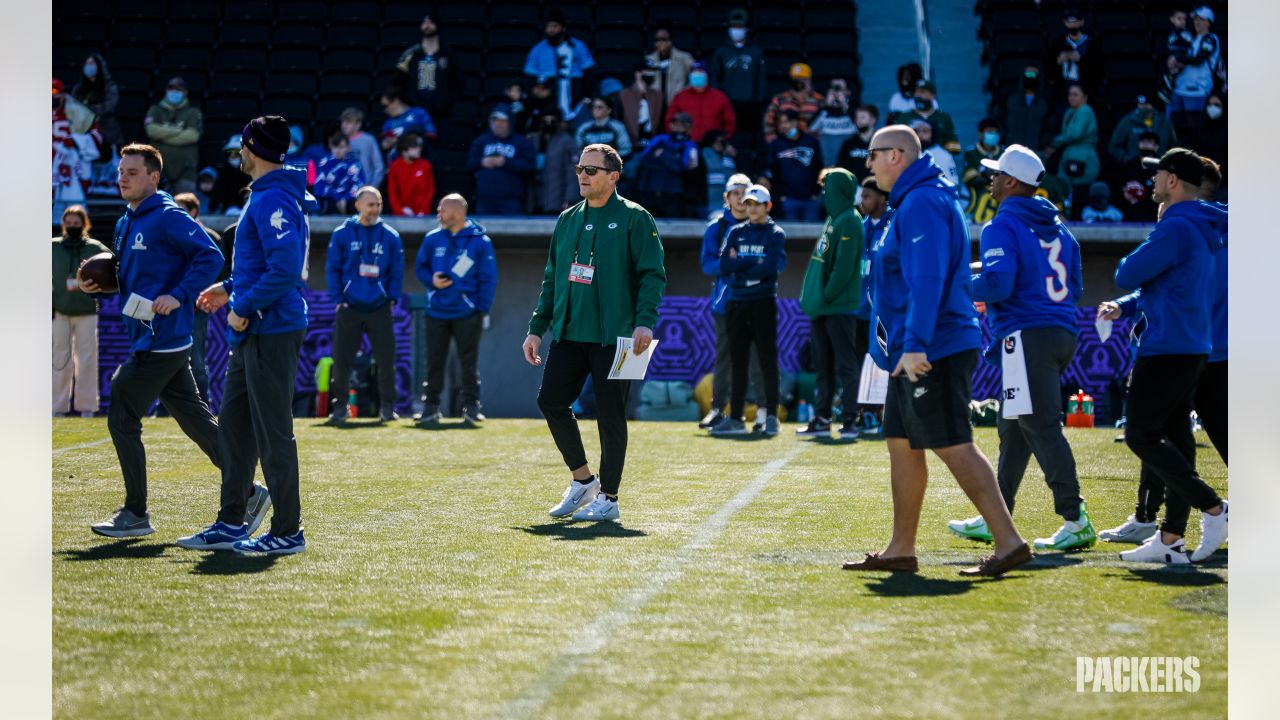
1000;330;1033;419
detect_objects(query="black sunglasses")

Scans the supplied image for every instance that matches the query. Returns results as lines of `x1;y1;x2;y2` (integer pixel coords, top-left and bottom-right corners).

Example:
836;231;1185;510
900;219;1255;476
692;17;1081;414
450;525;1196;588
868;147;903;158
575;165;618;176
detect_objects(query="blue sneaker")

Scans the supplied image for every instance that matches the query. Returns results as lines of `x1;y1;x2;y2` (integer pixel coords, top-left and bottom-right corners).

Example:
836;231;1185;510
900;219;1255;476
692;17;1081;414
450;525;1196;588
176;521;248;551
233;529;306;555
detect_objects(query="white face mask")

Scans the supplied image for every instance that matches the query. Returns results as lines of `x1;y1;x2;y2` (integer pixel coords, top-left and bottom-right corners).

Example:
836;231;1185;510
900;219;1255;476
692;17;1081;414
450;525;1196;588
1205;104;1223;120
729;27;747;43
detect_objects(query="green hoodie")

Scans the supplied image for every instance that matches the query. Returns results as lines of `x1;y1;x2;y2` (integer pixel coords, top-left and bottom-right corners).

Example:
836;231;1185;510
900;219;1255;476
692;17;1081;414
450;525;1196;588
52;234;110;316
799;169;864;317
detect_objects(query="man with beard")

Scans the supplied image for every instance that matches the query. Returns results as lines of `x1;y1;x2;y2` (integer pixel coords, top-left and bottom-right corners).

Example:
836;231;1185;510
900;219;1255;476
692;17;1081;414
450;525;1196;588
836;104;879;182
523;9;596;118
394;14;453;115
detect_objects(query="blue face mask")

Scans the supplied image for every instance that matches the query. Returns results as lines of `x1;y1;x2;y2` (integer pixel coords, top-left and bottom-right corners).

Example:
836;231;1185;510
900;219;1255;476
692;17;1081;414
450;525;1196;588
83;62;97;79
689;72;708;90
785;127;799;140
165;90;185;105
982;131;1000;147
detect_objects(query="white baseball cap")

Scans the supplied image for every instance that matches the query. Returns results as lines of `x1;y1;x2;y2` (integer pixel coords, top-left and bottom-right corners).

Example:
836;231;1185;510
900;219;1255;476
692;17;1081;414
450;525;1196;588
1192;6;1214;24
743;184;771;204
979;144;1046;187
725;173;752;192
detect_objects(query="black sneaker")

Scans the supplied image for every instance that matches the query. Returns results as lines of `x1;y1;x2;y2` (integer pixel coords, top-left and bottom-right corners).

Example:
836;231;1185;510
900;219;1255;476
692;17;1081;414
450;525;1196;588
698;408;725;429
461;407;484;425
795;418;832;437
324;410;348;426
838;420;860;440
379;405;399;422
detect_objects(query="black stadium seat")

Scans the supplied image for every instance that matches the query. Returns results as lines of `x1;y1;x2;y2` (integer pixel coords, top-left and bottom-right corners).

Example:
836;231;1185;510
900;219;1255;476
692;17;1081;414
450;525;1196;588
222;0;275;24
109;47;159;72
210;71;265;96
382;2;427;26
323;49;377;73
268;49;322;73
753;29;802;54
487;3;540;29
325;24;379;50
558;5;594;28
273;23;325;50
806;3;857;29
158;47;212;74
648;4;697;28
806;29;858;55
266;72;318;98
594;27;646;51
596;6;646;27
214;49;268;73
111;69;157;97
204;92;261;123
261;97;315;125
329;2;381;25
219;23;272;49
164;22;217;47
56;20;108;46
320;72;374;98
275;1;328;25
487;27;536;53
112;19;165;47
433;2;488;27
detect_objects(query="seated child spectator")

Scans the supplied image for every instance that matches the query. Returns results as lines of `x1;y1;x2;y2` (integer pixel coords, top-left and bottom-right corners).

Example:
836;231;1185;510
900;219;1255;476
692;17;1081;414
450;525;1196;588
313;130;366;215
1081;181;1123;223
388;133;436;217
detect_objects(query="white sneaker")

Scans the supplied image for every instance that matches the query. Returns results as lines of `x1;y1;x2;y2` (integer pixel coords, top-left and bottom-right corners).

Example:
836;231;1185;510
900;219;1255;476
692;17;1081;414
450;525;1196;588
1190;500;1228;562
549;477;599;518
571;494;619;522
1098;515;1158;544
1119;534;1190;564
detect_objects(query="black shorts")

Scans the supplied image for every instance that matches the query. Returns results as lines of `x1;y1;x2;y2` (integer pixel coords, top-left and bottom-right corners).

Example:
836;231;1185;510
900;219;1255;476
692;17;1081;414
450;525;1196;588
882;349;977;449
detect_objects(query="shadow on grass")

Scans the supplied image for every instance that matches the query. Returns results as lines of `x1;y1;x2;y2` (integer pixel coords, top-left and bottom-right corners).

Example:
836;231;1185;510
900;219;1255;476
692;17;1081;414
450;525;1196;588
1118;567;1226;587
411;421;480;431
858;572;977;597
513;522;648;541
808;436;859;446
1013;553;1087;571
55;539;169;562
188;552;280;575
313;419;392;430
700;433;773;442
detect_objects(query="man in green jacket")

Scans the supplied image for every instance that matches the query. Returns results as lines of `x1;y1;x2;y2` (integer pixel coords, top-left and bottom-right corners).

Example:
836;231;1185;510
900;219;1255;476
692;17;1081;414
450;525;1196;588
144;77;203;193
797;168;865;439
523;143;667;522
53;204;110;417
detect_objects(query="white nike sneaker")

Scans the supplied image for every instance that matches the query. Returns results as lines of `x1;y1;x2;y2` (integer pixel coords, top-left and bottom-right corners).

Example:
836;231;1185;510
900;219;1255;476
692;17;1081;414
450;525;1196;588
1119;533;1190;564
572;494;619;522
549;477;600;518
1099;515;1158;544
1190;500;1228;562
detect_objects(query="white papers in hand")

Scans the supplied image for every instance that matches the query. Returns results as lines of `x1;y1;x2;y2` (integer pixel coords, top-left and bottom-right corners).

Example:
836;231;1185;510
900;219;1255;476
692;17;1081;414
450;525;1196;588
607;336;659;380
1095;317;1113;343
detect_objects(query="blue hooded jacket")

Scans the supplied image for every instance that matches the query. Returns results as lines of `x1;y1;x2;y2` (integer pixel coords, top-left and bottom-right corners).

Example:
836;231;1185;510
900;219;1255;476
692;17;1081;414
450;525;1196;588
112;191;223;352
855;212;891;320
415;220;498;320
1114;199;1227;357
227;166;318;342
700;207;741;315
869;155;980;371
326;216;404;312
466;131;536;202
719;218;787;301
972;195;1082;362
523;37;595;79
1208;201;1227;362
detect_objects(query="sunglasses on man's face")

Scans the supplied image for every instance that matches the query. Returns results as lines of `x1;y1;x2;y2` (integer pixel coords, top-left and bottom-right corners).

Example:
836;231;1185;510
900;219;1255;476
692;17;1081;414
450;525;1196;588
868;147;903;159
575;165;617;176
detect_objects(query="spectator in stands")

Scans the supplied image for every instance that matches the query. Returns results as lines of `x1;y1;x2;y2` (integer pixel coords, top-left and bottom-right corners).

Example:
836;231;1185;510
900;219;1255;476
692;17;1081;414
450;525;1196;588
962;118;1004;223
172;192;224;403
1109;95;1178;166
887;62;925;122
523;9;596;118
52;79;104;222
766;109;823;221
1044;83;1099;219
700;130;739;218
394;13;453;114
898;80;960;155
52;205;109;417
1003;66;1050;150
1081;181;1123;223
763;63;824;143
208;135;250;215
575;96;632;162
387;133;435;217
504;82;529;135
1169;7;1221;138
1045;8;1102;107
1159;8;1194;108
1113;130;1160;222
284;125;327;187
635;112;699;218
71;53;122;150
646;22;694;106
341;107;386;188
521;77;558;135
910;119;961;195
1198;95;1227;186
836;104;879;181
379;87;437;159
532;109;579;214
195;167;217;214
665;62;736;144
620;62;665;146
710;8;767;136
143;77;202;193
810;78;857;168
313;130;366;215
468;106;536;215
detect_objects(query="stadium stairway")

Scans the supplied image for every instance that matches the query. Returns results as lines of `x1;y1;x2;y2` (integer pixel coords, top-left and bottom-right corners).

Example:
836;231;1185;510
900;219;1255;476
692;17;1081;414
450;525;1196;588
855;0;923;120
924;0;988;149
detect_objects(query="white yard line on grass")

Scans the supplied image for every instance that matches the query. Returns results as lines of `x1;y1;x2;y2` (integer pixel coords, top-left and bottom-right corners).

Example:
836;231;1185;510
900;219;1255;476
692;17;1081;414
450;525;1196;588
51;438;111;456
507;442;807;719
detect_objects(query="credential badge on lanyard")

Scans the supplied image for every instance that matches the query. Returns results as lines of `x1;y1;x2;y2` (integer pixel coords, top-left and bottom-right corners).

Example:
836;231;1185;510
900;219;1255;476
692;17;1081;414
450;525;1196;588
569;222;596;285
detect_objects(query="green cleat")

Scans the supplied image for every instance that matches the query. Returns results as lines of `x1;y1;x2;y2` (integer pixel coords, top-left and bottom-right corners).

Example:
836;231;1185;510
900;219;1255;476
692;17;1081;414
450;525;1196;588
1033;502;1098;551
947;515;993;543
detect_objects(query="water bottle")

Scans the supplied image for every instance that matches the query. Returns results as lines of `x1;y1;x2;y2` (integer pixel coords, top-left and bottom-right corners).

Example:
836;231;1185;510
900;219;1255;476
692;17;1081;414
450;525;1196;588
796;400;812;424
1067;391;1080;416
348;388;359;419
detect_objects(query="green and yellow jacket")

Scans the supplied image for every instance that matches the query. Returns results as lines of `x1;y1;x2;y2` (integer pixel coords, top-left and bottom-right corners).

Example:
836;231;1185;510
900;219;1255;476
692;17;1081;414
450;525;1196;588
799;169;864;317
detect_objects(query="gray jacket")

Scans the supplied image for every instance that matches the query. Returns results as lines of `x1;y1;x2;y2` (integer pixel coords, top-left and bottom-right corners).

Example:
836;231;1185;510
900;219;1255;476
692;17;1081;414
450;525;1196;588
538;131;580;213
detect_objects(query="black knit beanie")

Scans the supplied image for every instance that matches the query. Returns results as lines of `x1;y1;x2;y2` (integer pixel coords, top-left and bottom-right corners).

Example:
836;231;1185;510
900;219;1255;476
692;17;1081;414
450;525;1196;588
241;115;291;164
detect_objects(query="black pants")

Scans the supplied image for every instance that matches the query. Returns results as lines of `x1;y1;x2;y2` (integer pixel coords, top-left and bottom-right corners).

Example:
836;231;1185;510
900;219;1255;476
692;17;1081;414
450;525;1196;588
216;330;304;536
711;312;764;411
1125;354;1220;536
191;310;211;402
996;327;1083;521
536;340;629;495
108;349;221;516
330;304;398;412
1194;360;1228;465
810;314;860;422
422;313;483;412
727;297;780;420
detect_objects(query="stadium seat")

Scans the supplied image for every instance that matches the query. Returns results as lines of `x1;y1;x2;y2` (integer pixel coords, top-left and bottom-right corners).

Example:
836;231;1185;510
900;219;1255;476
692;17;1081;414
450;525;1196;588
806;29;858;55
273;23;326;50
115;89;150;126
215;49;268;74
322;50;376;76
805;3;858;30
806;51;857;83
164;22;217;48
488;27;537;52
594;28;647;52
992;31;1045;57
157;47;212;74
111;18;165;47
483;49;528;76
268;49;322;73
315;97;360;124
56;20;108;47
326;25;380;50
204;93;261;123
382;2;426;26
983;10;1042;35
111;69;157;97
275;1;329;25
56;0;111;22
648;4;697;28
557;5;594;28
210;71;265;96
379;24;421;51
222;1;275;24
753;7;800;31
329;2;381;25
1099;33;1151;59
263;97;316;127
1096;9;1150;33
218;22;273;49
593;48;642;79
753;29;803;55
109;47;159;72
487;3;540;29
596;6;646;27
434;25;484;50
320;72;374;98
266;72;318;98
433;2;488;27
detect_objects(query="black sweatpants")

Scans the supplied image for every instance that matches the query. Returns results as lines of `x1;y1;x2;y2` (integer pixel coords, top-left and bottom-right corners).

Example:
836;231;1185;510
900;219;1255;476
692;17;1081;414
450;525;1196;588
330;304;398;412
1125;354;1220;537
536;340;629;495
711;312;765;411
216;330;305;536
727;297;780;420
1194;360;1228;465
809;314;860;423
422;313;484;412
108;348;221;517
995;327;1084;521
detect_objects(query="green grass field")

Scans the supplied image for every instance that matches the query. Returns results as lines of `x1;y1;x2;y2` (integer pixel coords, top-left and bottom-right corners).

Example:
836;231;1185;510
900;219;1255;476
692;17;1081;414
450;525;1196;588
52;417;1227;719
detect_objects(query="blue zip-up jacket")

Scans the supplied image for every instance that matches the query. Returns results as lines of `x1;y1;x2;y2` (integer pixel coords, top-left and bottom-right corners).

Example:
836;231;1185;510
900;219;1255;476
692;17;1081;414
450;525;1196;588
972;195;1082;362
1113;199;1227;357
466;132;536;203
326;216;404;312
227;166;318;342
415;220;498;320
719;218;787;301
523;37;595;79
700;207;742;315
855;212;891;320
869;155;980;371
766;132;823;200
1208;201;1228;362
636;133;697;194
111;191;223;352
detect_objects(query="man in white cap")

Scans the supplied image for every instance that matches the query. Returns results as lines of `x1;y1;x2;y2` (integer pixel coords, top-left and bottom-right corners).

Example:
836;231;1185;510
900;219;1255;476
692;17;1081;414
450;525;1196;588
1169;7;1220;133
947;145;1097;551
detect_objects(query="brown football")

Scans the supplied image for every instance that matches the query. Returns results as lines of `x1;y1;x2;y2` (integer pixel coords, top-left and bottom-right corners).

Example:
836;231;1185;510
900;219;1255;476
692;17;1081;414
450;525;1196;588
78;252;119;294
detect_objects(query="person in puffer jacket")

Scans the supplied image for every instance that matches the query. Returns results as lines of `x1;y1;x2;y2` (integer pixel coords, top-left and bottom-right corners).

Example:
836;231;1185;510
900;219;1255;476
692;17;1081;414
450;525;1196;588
325;186;404;425
413;193;498;425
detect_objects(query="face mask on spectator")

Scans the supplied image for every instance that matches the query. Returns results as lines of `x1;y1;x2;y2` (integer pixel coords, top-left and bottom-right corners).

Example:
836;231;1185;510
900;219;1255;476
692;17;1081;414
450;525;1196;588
227;157;241;169
83;62;97;79
1023;74;1040;92
785;127;799;140
64;227;84;241
689;72;708;90
791;80;806;92
166;89;185;105
1206;104;1223;120
1139;143;1158;157
899;80;914;96
982;131;1000;147
729;28;746;43
913;97;930;111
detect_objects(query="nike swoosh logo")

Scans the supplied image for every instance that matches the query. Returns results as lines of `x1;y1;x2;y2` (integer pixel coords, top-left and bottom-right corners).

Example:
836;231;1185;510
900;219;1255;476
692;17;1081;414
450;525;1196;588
189;229;198;236
911;234;925;243
276;232;288;239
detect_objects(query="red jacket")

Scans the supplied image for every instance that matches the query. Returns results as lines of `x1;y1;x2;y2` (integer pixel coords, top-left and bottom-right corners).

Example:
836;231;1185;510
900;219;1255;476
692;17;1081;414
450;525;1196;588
664;87;736;143
388;157;435;216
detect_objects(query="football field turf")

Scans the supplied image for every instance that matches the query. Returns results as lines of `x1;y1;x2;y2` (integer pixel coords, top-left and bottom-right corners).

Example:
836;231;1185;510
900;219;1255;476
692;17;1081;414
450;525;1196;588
52;418;1227;719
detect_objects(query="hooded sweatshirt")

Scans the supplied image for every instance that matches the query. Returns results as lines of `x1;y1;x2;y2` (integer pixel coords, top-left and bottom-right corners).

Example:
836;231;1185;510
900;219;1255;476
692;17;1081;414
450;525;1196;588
972;195;1082;361
53;232;110;316
111;191;223;352
869;155;980;370
326;217;403;312
1114;199;1227;357
719;217;787;301
466;131;536;202
227;166;318;342
800;169;864;317
700;207;745;315
415;220;498;320
1208;201;1228;363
